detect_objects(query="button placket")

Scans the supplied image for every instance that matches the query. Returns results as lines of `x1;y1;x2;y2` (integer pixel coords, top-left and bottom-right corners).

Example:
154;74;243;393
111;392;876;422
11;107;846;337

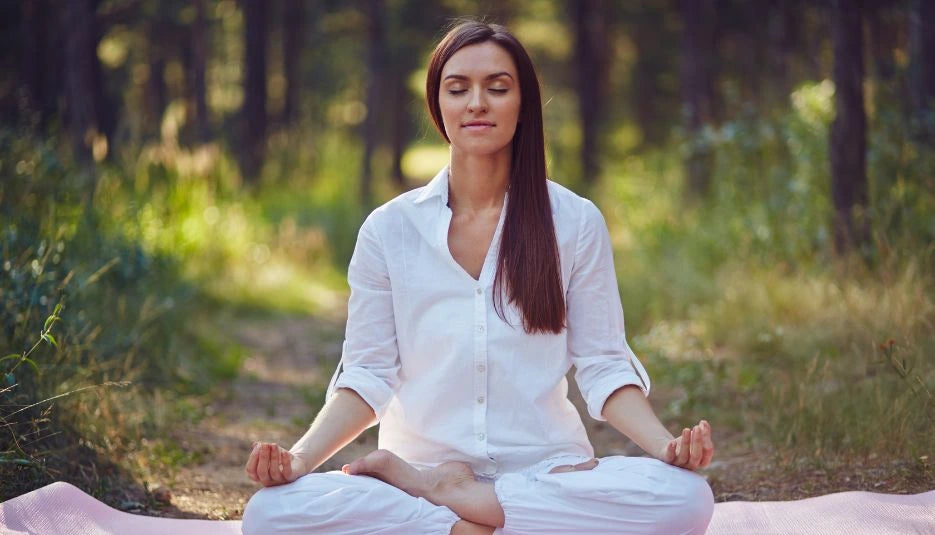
472;285;488;454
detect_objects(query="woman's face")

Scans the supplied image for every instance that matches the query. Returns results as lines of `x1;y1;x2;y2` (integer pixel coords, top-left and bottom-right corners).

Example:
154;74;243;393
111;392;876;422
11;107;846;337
439;41;521;157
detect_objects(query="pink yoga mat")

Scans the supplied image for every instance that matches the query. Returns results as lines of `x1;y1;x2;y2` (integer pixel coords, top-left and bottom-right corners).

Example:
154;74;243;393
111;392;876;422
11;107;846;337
1;481;933;534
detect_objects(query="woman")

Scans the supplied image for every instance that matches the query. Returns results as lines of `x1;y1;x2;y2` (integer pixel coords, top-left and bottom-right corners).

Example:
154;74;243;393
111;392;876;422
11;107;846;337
243;20;715;535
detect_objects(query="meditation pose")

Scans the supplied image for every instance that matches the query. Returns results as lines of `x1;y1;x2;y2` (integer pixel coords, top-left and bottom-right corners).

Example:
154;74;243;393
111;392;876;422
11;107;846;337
243;20;715;535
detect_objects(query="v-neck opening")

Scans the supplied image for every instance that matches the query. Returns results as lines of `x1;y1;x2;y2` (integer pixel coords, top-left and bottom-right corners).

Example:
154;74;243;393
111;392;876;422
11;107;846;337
442;195;508;285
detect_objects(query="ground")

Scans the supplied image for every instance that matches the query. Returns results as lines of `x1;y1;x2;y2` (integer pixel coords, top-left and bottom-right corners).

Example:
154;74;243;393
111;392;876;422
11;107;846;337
134;313;934;520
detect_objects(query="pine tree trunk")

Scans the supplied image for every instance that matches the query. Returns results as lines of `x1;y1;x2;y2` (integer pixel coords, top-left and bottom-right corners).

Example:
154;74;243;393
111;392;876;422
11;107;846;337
241;0;268;183
829;0;870;254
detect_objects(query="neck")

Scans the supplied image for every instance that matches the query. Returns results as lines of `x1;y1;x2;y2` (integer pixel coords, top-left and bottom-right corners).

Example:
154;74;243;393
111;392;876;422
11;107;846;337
447;147;511;214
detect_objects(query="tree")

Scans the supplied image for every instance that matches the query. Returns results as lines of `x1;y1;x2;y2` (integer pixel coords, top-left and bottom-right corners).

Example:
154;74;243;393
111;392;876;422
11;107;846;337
829;0;870;255
241;0;268;183
189;0;210;143
680;0;717;197
569;0;610;186
280;0;304;127
63;0;100;165
360;0;386;207
909;0;935;144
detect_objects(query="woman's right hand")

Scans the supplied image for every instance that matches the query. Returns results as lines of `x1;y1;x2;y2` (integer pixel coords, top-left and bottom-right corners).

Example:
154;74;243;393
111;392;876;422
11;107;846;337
245;442;311;486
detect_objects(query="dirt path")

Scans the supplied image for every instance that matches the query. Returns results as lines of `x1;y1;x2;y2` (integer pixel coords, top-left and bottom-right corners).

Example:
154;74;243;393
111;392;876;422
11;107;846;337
145;314;933;519
146;311;381;519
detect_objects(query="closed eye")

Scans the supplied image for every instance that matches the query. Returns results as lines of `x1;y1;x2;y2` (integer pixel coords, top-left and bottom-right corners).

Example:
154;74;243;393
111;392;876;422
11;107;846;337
448;89;467;95
489;88;508;94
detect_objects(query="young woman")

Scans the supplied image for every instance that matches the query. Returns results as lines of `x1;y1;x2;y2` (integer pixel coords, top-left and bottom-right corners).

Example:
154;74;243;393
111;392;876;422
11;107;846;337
242;20;715;535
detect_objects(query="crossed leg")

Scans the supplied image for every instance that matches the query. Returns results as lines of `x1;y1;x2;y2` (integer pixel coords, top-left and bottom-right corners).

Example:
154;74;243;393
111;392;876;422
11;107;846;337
343;450;602;533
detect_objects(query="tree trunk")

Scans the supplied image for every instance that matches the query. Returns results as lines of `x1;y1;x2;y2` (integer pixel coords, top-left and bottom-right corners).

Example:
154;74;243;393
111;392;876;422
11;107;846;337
281;0;303;127
241;0;268;183
389;68;409;190
145;22;167;141
21;0;61;124
360;0;385;208
829;0;870;255
63;0;99;164
570;0;609;186
680;0;717;197
909;0;935;144
190;0;210;143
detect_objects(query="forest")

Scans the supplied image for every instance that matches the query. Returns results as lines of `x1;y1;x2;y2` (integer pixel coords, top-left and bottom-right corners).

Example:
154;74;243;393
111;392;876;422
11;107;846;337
1;0;933;518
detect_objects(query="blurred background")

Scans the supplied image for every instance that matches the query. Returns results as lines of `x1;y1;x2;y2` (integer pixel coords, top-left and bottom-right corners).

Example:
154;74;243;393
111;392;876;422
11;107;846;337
1;0;933;518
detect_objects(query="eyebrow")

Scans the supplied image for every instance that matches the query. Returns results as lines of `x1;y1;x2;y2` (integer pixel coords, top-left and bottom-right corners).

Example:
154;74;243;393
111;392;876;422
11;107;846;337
443;71;514;82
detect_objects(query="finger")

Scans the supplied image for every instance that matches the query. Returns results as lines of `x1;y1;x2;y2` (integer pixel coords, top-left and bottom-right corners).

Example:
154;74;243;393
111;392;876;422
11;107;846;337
245;443;260;481
689;424;703;470
268;446;285;483
256;444;271;485
700;421;715;468
573;458;599;471
665;439;678;463
676;428;691;466
549;464;575;474
279;450;292;481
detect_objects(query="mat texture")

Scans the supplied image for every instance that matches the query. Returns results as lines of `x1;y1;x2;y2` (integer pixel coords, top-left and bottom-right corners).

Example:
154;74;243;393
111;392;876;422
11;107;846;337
1;481;933;534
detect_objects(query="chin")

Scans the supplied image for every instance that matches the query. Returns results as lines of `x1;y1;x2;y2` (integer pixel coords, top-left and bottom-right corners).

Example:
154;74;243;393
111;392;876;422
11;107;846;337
451;138;513;157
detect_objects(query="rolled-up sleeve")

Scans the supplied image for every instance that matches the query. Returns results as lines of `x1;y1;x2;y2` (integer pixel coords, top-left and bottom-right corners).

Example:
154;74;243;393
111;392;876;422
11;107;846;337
568;200;651;421
329;211;401;420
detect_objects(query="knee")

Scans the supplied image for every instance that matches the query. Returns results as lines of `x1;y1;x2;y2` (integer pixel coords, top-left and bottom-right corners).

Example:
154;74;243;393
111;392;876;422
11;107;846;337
241;487;279;535
664;472;714;533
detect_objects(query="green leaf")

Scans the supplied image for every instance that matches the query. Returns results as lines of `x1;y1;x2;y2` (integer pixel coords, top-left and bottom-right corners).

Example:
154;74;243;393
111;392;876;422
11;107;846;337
43;315;61;331
53;303;63;315
1;354;21;363
41;333;58;348
20;357;40;375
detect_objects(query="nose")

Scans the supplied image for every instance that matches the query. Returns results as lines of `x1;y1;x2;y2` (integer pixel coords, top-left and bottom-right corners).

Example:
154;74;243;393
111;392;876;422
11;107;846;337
467;88;487;113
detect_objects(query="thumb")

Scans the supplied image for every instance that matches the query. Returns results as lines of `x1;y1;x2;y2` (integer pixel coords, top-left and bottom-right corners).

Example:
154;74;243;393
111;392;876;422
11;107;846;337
663;439;677;463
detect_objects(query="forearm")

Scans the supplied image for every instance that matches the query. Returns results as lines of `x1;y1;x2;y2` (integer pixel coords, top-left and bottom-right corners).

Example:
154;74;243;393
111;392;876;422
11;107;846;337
601;384;674;459
289;387;377;472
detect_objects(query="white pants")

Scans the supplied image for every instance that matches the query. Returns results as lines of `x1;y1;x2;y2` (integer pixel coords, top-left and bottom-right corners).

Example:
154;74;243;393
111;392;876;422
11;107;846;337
242;455;714;534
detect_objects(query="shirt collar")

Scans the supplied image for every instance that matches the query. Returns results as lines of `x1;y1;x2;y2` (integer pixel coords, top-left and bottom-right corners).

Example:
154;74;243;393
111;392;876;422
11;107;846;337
413;165;450;206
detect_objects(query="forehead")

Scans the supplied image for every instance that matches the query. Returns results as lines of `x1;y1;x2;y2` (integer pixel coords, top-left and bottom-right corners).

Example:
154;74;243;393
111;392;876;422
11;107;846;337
442;41;518;78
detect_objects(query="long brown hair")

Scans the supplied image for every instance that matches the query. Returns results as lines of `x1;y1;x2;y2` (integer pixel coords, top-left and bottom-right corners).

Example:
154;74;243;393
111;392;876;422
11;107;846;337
426;20;565;335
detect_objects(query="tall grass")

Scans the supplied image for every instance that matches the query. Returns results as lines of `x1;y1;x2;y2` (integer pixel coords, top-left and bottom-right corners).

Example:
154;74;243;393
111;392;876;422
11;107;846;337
596;80;935;463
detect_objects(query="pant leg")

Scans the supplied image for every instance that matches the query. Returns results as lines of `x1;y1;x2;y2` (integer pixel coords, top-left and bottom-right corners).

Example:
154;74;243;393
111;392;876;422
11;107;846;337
493;456;714;535
242;471;460;535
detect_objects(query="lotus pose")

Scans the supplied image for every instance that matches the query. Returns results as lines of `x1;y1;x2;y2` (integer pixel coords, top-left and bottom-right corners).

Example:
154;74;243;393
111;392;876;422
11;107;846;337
243;20;715;535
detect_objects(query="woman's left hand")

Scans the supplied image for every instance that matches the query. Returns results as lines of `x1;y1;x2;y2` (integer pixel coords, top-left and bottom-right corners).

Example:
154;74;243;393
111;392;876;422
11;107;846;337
658;419;714;471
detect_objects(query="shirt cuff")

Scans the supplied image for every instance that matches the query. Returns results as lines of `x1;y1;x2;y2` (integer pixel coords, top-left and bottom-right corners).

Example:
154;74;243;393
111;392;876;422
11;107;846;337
331;366;396;420
584;354;651;422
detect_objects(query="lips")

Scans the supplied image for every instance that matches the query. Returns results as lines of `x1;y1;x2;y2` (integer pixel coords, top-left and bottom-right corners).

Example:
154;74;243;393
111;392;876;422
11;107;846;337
462;121;495;131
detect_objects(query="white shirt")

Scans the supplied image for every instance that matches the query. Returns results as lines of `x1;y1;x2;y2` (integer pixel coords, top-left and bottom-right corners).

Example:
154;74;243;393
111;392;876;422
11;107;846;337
327;165;651;477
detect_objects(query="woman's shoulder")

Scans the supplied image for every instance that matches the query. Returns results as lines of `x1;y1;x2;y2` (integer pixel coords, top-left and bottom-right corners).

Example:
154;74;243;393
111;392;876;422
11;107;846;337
546;179;604;227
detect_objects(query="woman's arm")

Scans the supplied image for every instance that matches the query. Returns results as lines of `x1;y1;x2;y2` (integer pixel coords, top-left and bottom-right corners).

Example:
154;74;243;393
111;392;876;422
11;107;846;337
601;384;714;470
245;387;376;486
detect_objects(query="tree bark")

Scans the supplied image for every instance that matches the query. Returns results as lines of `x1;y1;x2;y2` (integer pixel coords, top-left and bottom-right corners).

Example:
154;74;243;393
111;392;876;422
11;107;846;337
570;0;609;186
360;0;385;208
241;0;268;183
909;0;935;144
281;0;304;127
63;0;99;164
190;0;210;143
829;0;870;255
680;0;717;197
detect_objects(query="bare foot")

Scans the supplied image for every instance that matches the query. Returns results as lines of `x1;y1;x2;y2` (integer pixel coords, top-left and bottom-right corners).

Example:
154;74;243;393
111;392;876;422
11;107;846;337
344;450;503;527
343;449;430;497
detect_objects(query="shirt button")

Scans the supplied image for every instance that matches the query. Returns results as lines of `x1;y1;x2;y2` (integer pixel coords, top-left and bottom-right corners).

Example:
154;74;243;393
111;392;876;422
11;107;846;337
477;325;485;333
477;364;486;373
477;433;485;441
476;288;482;295
477;396;485;404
